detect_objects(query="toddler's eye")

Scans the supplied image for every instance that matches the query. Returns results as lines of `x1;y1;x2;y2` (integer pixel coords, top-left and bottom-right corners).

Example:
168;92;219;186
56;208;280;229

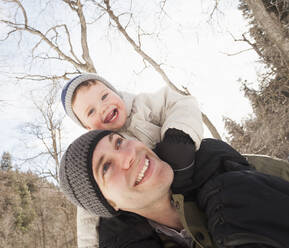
103;162;111;176
88;108;94;116
101;93;108;101
115;137;123;150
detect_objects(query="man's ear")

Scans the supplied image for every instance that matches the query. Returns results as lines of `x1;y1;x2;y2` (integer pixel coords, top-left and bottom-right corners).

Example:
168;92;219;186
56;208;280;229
108;199;119;211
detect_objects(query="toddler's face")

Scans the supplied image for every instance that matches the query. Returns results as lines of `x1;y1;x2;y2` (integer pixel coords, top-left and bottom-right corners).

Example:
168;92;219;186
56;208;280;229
72;82;127;130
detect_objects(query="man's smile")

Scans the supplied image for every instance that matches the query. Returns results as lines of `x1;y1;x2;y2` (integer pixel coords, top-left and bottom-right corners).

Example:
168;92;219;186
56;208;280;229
134;156;154;186
135;157;150;185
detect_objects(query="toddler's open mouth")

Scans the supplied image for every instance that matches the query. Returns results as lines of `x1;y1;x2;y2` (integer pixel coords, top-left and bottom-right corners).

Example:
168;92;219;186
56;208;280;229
104;108;118;123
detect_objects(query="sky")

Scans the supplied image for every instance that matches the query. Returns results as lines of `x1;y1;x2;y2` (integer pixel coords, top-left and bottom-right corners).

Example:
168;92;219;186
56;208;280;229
0;0;261;168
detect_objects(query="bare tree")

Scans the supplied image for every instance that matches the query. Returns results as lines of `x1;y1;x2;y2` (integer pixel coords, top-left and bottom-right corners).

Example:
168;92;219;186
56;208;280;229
1;0;221;139
244;0;289;67
1;151;12;171
0;0;96;79
92;0;222;139
20;81;64;182
208;0;289;67
224;0;289;159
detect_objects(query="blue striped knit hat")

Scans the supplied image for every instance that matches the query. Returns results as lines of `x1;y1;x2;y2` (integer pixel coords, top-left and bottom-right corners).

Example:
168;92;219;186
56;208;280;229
61;73;120;127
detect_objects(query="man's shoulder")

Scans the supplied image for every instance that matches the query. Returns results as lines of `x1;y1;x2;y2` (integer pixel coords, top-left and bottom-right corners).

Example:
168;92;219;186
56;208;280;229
244;154;289;181
99;213;162;247
99;213;150;233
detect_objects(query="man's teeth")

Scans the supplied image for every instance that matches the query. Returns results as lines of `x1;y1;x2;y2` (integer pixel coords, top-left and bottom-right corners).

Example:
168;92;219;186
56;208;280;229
135;158;149;185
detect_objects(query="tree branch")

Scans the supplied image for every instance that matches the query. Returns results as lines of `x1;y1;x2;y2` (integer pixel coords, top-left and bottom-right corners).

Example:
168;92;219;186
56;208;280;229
15;72;78;81
63;0;96;72
93;0;222;139
95;0;188;95
1;19;86;69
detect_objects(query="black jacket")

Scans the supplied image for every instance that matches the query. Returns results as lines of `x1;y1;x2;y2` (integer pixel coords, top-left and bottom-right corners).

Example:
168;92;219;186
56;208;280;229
99;213;162;248
99;138;289;248
195;139;289;248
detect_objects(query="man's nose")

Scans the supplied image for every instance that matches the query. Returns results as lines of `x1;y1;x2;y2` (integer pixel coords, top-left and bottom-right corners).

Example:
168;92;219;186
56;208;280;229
117;141;135;170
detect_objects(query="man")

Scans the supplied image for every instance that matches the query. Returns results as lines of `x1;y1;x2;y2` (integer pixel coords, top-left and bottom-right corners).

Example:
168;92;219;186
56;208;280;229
60;130;289;248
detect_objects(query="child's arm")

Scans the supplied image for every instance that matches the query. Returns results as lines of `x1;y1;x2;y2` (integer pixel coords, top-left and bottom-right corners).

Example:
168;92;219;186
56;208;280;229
135;87;203;149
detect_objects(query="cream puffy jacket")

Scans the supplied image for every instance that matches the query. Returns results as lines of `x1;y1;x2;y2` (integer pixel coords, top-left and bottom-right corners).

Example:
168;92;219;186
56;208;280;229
77;86;204;248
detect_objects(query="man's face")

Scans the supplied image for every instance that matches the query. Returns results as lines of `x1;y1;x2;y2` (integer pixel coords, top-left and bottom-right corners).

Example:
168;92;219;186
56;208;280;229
72;82;127;130
92;133;174;213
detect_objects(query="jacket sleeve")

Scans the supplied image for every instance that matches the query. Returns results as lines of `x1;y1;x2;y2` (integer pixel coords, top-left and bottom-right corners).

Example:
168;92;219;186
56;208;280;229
197;170;289;248
135;86;204;149
77;206;100;248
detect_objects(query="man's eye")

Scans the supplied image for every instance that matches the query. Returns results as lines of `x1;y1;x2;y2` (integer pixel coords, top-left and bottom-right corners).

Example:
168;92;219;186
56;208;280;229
115;137;123;150
101;93;108;101
103;162;111;176
88;109;94;116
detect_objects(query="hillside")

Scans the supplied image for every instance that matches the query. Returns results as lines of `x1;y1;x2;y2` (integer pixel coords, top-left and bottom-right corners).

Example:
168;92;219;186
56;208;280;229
0;170;77;248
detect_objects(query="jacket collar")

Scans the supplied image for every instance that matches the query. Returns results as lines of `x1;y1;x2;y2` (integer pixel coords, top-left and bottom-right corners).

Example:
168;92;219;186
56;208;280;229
120;91;135;117
172;194;214;248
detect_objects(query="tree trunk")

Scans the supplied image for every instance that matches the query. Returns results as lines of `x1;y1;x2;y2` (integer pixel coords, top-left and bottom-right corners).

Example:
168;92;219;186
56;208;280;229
202;113;222;140
40;210;46;248
245;0;289;66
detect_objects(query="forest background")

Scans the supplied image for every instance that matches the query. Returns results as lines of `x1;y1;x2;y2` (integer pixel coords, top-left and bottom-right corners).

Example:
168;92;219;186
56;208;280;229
0;0;288;247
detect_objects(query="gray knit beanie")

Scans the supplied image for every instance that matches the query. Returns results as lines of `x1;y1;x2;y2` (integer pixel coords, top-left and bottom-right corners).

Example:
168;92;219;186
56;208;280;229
59;129;117;217
61;73;121;127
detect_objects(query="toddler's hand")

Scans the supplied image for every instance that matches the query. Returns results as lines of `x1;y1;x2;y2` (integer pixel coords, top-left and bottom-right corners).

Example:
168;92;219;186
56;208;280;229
154;128;195;193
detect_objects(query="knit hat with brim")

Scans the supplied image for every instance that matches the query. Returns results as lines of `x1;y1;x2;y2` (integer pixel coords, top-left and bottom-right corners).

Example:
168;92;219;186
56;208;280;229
59;129;116;217
61;73;120;127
